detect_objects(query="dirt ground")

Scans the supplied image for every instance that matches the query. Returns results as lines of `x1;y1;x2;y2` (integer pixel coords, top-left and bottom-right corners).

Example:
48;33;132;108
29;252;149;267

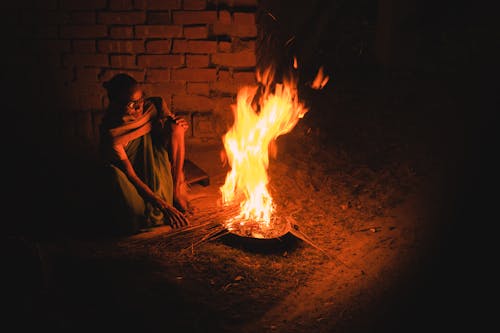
6;70;481;333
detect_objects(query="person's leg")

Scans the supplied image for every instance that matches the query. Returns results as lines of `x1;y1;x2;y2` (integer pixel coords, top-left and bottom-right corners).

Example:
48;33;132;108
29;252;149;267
169;122;189;211
107;165;146;234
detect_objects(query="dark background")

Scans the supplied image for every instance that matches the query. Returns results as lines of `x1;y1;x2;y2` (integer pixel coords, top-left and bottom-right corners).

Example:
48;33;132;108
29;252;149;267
3;0;496;331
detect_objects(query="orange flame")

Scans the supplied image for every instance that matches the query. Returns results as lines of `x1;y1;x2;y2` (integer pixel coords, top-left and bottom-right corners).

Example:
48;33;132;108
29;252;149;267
311;66;329;89
220;65;327;231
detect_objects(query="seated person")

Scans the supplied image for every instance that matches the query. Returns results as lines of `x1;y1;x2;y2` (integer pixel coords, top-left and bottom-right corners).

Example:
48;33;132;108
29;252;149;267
99;73;190;234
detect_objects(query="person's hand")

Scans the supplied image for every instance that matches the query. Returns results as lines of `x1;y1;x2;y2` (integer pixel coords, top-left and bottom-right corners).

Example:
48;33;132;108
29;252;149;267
164;204;190;229
153;196;189;229
172;115;189;129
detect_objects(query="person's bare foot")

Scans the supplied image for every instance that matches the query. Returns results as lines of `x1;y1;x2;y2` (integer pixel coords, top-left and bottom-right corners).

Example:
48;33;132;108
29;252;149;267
173;182;190;213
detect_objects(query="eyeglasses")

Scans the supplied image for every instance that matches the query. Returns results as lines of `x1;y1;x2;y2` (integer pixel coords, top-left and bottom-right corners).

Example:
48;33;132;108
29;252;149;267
126;95;145;109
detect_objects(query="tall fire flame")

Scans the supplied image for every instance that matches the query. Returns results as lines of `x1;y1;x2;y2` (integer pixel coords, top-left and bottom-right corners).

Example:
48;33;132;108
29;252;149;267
220;65;328;233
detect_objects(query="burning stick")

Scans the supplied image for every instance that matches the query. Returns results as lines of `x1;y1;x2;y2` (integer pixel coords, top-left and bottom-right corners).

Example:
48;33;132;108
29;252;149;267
285;217;353;267
266;11;278;21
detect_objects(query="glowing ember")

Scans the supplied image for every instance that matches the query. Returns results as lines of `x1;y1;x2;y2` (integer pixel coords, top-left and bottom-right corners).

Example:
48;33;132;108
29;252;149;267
311;66;329;90
220;64;328;237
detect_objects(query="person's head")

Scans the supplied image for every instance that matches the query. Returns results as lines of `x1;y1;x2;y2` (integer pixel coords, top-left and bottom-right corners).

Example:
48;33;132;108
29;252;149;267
103;73;144;116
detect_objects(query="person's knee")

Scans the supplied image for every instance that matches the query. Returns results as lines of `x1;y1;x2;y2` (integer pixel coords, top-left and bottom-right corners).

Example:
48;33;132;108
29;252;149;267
171;123;187;139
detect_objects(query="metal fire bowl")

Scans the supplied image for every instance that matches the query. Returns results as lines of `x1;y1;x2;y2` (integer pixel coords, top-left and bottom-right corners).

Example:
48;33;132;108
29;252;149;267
219;220;301;254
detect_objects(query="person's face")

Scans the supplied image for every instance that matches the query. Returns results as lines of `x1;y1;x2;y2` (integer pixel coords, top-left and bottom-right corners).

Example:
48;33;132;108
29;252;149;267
123;87;144;116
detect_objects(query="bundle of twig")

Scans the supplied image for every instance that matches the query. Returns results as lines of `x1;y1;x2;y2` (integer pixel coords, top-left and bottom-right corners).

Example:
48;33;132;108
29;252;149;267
120;204;241;253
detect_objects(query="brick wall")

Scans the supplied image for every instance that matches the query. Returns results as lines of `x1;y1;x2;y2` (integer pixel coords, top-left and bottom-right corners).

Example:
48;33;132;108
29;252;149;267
14;0;258;150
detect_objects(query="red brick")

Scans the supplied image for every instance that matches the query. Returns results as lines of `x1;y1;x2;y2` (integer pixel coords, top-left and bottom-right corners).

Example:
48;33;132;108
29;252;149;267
110;26;134;39
147;11;171;24
172;68;216;81
172;40;188;53
173;11;217;25
137;54;184;68
187;40;217;54
224;0;258;6
145;40;172;53
173;95;214;112
97;40;144;53
243;40;256;51
210;80;237;94
187;54;209;68
212;79;254;94
110;0;134;10
110;55;137;67
60;25;108;38
187;82;209;95
237;0;258;5
211;23;257;38
134;0;181;10
145;69;171;82
184;26;208;39
72;40;96;53
211;50;255;68
76;67;101;82
233;12;255;25
234;71;256;84
100;69;145;83
218;41;231;52
135;25;183;38
218;11;231;24
142;82;186;96
192;112;216;137
71;11;96;24
183;0;207;10
213;97;234;113
63;54;109;67
218;70;232;81
231;39;255;52
98;11;146;25
61;0;107;9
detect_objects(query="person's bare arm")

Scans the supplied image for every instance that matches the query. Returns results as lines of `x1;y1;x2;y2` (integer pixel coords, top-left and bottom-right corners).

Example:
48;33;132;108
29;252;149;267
118;158;188;227
157;98;189;129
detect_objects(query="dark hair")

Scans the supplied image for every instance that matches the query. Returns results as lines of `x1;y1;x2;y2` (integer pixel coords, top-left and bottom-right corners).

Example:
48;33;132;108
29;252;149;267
102;73;138;102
